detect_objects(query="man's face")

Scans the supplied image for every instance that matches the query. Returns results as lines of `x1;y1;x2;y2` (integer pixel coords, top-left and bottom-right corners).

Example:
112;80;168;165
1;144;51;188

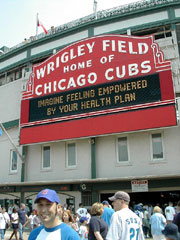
37;198;60;228
112;199;123;211
21;204;26;210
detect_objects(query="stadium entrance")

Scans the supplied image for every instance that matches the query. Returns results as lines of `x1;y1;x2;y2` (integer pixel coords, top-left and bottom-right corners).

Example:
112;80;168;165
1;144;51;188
100;190;180;207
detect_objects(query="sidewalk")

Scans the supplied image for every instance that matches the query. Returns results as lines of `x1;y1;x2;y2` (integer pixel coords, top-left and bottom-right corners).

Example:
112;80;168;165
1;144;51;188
5;229;30;240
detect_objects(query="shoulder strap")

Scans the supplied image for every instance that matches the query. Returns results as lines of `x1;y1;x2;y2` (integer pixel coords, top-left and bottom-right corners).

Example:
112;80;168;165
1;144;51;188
2;213;7;223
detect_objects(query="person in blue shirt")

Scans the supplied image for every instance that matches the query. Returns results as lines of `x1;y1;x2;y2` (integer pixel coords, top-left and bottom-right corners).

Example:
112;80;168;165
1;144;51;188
101;200;114;228
28;189;80;240
18;203;29;240
150;206;167;240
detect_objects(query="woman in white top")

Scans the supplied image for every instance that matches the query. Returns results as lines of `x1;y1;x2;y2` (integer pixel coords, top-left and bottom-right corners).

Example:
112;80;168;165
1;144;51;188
9;207;19;240
0;207;10;240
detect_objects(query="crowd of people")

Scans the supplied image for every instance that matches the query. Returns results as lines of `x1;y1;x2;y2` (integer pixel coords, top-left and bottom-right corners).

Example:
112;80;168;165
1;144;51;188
0;203;31;240
131;200;180;239
0;189;180;240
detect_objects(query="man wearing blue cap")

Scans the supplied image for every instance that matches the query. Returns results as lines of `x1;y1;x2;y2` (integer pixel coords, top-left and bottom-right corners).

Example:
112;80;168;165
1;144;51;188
28;189;80;240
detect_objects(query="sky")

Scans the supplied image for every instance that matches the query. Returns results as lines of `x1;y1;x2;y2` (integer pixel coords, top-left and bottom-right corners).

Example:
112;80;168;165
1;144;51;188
0;0;139;48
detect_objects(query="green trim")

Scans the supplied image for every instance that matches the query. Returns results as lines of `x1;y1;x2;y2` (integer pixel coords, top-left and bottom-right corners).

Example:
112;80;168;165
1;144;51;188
91;138;96;179
27;48;31;58
0;47;27;61
92;181;131;191
20;146;27;183
26;62;31;72
2;119;19;129
88;27;94;37
168;7;176;20
0;59;27;74
21;162;25;183
149;178;180;189
0;2;179;59
91;191;99;204
90;178;180;191
93;17;180;38
1;3;180;74
94;16;174;35
2;18;179;74
0;26;88;61
22;146;26;156
0;177;180;194
91;1;179;26
26;48;31;71
171;23;177;30
29;50;53;62
20;191;25;203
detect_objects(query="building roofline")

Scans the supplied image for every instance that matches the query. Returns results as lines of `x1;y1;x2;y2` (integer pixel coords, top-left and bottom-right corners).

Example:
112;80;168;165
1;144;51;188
0;0;179;58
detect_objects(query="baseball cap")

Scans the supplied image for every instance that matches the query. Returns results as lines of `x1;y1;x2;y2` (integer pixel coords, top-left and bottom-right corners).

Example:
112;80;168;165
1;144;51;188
109;191;130;202
162;223;180;240
34;189;60;204
102;200;109;205
79;216;88;223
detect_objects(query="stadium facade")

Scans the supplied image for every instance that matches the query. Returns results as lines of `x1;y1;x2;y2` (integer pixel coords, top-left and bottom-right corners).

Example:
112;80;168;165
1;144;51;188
0;0;180;209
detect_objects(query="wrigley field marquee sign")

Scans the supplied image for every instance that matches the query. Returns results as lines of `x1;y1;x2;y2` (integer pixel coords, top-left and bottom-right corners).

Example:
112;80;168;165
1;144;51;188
20;34;177;144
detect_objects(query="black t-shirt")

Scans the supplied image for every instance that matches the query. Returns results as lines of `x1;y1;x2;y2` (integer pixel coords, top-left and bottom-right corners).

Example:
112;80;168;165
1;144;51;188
88;216;108;240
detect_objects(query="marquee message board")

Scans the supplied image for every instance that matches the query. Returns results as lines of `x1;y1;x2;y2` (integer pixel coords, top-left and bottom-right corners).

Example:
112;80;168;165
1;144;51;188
20;34;177;145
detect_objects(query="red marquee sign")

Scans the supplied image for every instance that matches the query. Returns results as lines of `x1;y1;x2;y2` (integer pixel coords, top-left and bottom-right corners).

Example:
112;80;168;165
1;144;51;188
20;34;177;145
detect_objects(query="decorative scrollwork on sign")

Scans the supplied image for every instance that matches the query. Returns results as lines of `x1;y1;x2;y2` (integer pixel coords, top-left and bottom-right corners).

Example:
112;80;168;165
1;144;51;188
23;72;35;99
151;39;171;70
